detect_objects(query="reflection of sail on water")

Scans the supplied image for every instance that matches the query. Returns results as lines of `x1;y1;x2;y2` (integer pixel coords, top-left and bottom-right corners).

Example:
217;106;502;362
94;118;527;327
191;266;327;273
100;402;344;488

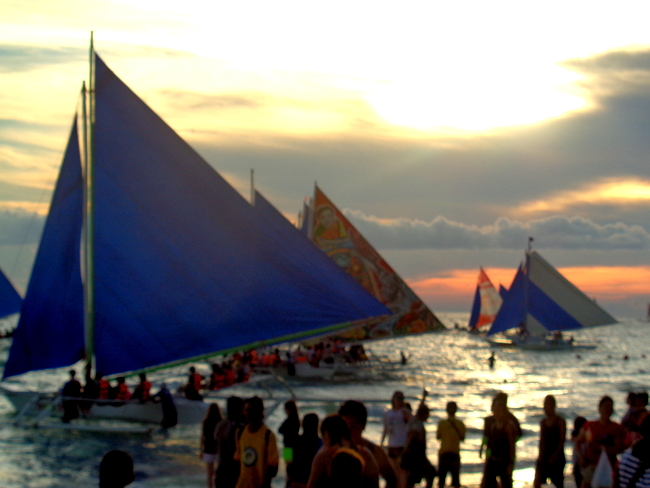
307;186;444;341
488;251;616;337
3;52;389;379
468;268;502;330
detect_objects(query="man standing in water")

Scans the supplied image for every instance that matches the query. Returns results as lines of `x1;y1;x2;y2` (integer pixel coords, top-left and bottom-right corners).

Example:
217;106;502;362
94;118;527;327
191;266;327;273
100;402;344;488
481;399;518;488
534;395;566;488
437;401;465;488
576;395;625;488
340;400;397;488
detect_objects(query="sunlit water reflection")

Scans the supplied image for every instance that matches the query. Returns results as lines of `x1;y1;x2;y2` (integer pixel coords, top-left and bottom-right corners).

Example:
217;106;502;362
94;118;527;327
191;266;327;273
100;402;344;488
0;315;646;487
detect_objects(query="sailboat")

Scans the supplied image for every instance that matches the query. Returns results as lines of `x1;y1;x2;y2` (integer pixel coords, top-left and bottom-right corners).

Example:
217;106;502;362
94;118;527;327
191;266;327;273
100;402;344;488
467;267;502;333
302;186;445;343
0;43;390;424
486;248;616;350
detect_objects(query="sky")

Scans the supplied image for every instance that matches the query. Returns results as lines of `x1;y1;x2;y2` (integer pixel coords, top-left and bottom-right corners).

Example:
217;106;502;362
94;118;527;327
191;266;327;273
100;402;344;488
0;0;648;318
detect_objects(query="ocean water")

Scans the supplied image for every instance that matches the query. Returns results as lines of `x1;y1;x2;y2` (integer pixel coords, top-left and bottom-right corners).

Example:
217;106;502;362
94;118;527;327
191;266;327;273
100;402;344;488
0;315;647;487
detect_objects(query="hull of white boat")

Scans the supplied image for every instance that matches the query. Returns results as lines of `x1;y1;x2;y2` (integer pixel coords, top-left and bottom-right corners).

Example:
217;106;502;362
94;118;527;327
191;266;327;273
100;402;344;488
486;337;597;351
0;385;209;425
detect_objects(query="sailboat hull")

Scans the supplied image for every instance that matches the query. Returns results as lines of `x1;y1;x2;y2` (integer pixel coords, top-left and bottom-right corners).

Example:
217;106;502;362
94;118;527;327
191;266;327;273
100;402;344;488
486;336;597;351
0;385;209;425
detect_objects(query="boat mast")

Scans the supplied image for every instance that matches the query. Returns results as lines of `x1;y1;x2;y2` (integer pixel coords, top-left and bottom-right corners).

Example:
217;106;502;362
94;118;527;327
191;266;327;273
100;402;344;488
524;236;533;333
84;32;96;372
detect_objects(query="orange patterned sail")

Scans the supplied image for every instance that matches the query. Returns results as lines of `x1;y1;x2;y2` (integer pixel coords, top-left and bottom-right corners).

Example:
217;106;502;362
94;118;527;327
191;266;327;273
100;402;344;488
309;186;445;341
476;267;503;329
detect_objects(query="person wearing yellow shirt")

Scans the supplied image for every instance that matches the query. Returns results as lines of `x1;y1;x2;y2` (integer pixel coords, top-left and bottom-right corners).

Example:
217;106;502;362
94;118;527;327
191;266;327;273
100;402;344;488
234;396;279;488
437;402;466;488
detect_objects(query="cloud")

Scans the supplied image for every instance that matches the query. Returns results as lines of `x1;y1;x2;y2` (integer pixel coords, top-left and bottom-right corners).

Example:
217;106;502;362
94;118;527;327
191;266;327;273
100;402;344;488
0;209;44;245
514;177;650;215
0;44;85;73
343;210;650;251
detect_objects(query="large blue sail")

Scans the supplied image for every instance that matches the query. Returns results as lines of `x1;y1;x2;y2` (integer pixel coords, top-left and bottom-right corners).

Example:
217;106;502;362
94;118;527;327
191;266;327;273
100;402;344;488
92;55;389;375
4;119;85;378
253;190;389;329
0;268;22;319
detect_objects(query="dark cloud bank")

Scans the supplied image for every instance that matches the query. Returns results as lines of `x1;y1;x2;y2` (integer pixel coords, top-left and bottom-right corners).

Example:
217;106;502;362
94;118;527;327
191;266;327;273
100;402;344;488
343;210;649;251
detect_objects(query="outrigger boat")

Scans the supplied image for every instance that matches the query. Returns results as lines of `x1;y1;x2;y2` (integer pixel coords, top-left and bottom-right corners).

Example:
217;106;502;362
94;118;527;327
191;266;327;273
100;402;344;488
486;241;616;350
1;38;390;426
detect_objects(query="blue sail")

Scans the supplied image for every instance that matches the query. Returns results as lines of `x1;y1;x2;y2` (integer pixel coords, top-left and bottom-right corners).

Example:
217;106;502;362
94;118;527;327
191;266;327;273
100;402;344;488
467;285;480;330
252;190;389;329
0;268;22;319
4;119;85;378
487;266;526;336
91;55;389;375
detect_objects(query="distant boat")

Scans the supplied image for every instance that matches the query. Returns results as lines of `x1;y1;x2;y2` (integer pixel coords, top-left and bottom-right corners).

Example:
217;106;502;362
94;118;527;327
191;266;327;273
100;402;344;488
468;267;503;333
486;249;616;350
1;42;389;423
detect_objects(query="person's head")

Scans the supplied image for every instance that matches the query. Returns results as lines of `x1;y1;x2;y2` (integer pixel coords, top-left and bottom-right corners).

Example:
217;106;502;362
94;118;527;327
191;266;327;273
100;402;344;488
139;373;146;382
284;399;298;418
69;369;76;378
189;366;196;374
446;401;457;417
331;447;364;487
494;392;508;407
627;391;638;406
543;395;557;416
572;416;587;437
391;391;405;409
243;396;264;425
226;396;244;421
637;392;649;408
302;413;320;437
99;450;134;488
95;372;104;381
117;377;125;384
339;400;368;436
492;400;507;421
416;404;430;422
598;395;614;420
321;414;351;448
204;403;222;424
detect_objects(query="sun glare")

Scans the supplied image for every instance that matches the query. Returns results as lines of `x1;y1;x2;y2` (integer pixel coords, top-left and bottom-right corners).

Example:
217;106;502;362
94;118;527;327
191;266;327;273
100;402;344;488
518;178;650;215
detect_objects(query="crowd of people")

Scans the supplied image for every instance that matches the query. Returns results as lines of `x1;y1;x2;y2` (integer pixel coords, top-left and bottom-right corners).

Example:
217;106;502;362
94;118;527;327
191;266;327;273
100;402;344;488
96;387;650;488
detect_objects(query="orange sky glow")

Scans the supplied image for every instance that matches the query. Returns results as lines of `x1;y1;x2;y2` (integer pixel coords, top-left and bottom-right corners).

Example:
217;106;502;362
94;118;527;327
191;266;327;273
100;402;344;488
407;266;650;310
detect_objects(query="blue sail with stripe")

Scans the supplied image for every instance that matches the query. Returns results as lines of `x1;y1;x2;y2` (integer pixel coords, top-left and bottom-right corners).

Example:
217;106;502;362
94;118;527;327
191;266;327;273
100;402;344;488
487;251;616;336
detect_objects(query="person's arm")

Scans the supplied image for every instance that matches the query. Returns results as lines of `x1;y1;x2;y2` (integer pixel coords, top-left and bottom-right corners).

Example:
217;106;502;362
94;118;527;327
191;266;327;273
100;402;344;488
306;450;328;488
380;414;388;446
479;418;487;458
437;420;442;440
372;443;397;488
575;424;587;466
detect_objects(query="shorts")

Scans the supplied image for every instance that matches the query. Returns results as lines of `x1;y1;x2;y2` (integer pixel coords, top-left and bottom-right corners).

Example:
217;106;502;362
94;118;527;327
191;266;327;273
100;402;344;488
202;452;217;463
